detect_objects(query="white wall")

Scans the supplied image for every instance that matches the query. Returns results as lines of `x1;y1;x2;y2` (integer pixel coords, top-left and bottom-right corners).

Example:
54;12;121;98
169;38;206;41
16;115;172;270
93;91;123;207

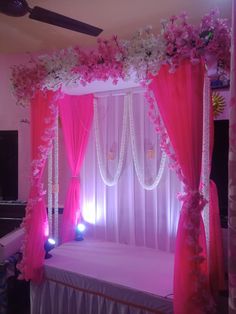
0;53;31;201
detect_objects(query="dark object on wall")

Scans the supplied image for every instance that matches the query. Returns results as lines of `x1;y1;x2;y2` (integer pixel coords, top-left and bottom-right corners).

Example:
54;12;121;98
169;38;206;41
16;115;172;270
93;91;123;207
210;119;229;227
0;131;18;201
0;0;103;37
211;79;230;90
0;202;25;238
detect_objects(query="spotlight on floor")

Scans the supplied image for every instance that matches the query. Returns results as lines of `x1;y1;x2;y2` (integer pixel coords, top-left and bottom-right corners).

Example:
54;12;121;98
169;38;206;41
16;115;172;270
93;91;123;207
75;223;86;241
44;238;56;259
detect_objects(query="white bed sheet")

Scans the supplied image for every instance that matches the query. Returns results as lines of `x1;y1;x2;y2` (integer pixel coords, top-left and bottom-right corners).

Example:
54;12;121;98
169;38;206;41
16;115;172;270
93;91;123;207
31;239;174;314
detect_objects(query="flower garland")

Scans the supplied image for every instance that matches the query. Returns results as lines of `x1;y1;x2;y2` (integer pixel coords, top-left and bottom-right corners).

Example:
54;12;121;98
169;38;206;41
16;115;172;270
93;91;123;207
11;9;230;107
94;96;129;186
94;92;166;189
128;92;166;190
17;100;58;280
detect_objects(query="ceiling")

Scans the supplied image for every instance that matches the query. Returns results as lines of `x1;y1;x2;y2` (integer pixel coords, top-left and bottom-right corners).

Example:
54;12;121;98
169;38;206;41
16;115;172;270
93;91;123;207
0;0;232;54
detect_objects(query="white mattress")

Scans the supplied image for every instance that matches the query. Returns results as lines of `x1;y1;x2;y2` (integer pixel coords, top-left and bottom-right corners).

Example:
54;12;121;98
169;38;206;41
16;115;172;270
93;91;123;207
43;239;174;313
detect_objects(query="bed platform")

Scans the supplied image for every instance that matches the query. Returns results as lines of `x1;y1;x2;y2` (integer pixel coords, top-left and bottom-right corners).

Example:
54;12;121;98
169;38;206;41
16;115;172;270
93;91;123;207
31;239;174;314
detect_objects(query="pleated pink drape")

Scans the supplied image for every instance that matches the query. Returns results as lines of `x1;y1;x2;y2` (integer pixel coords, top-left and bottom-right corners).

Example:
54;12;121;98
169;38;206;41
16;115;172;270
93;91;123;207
209;180;225;293
60;94;94;243
149;60;212;314
19;90;58;282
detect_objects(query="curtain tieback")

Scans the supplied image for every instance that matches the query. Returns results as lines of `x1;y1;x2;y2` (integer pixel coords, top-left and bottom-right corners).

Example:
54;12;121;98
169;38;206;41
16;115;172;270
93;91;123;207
177;189;207;212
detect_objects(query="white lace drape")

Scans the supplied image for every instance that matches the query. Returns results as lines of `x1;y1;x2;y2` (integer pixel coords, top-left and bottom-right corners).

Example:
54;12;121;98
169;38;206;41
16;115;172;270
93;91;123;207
79;89;181;252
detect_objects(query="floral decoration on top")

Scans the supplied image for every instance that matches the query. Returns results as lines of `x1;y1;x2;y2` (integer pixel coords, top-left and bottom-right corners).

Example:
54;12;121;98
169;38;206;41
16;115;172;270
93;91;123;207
11;9;231;107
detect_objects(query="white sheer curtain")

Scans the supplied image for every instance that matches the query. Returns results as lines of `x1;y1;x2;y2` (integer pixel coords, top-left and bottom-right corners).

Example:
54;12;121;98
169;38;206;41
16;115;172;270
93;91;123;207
80;88;181;252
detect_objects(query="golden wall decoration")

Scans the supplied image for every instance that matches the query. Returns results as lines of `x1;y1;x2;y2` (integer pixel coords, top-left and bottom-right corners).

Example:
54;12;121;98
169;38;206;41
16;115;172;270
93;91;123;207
212;91;226;118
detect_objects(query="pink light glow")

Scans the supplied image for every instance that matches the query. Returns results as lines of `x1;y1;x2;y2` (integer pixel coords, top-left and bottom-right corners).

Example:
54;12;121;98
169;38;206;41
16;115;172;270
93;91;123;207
82;201;102;225
75;210;80;226
44;223;49;237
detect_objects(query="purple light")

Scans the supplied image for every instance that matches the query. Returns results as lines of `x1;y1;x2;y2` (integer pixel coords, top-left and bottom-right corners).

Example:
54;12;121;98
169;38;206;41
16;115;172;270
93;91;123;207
77;223;86;233
48;238;56;245
44;237;56;259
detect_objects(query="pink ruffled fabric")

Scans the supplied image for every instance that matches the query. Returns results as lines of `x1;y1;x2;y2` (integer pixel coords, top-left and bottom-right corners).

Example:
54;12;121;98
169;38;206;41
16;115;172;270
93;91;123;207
209;180;225;293
17;90;59;283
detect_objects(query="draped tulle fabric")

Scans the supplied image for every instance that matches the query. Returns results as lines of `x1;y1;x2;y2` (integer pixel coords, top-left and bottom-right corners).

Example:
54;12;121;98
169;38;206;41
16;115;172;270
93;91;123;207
18;90;58;282
60;94;94;243
209;180;225;293
149;60;212;314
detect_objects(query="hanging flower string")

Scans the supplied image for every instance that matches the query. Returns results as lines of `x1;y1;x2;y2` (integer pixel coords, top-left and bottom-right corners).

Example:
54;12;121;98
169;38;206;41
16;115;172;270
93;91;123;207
11;9;230;107
17;99;58;281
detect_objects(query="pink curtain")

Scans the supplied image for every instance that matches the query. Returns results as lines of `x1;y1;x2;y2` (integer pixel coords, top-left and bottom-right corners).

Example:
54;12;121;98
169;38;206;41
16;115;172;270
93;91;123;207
209;180;225;293
60;94;94;243
149;60;213;314
18;90;58;282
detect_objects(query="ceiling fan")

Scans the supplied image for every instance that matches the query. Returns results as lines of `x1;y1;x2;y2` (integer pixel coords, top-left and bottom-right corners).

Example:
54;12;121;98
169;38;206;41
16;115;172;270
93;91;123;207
0;0;103;37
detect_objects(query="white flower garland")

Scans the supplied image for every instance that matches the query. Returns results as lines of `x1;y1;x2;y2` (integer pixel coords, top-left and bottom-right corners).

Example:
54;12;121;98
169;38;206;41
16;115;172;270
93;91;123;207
39;48;80;91
94;91;166;189
128;92;166;190
94;96;129;186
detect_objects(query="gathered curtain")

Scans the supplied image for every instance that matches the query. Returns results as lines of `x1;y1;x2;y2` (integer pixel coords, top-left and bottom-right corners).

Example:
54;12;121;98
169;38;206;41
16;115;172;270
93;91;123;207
18;90;58;282
149;60;212;314
59;94;94;243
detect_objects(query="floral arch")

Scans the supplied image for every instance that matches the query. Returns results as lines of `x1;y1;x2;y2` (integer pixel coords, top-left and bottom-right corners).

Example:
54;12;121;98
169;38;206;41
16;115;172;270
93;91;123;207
12;9;231;314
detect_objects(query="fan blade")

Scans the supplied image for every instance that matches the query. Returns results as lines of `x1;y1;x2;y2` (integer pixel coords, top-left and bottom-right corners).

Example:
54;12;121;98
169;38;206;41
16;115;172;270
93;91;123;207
29;6;103;37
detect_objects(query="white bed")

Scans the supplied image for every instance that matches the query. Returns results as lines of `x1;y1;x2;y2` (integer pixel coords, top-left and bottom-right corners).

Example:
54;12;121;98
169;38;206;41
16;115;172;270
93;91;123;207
31;239;174;314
